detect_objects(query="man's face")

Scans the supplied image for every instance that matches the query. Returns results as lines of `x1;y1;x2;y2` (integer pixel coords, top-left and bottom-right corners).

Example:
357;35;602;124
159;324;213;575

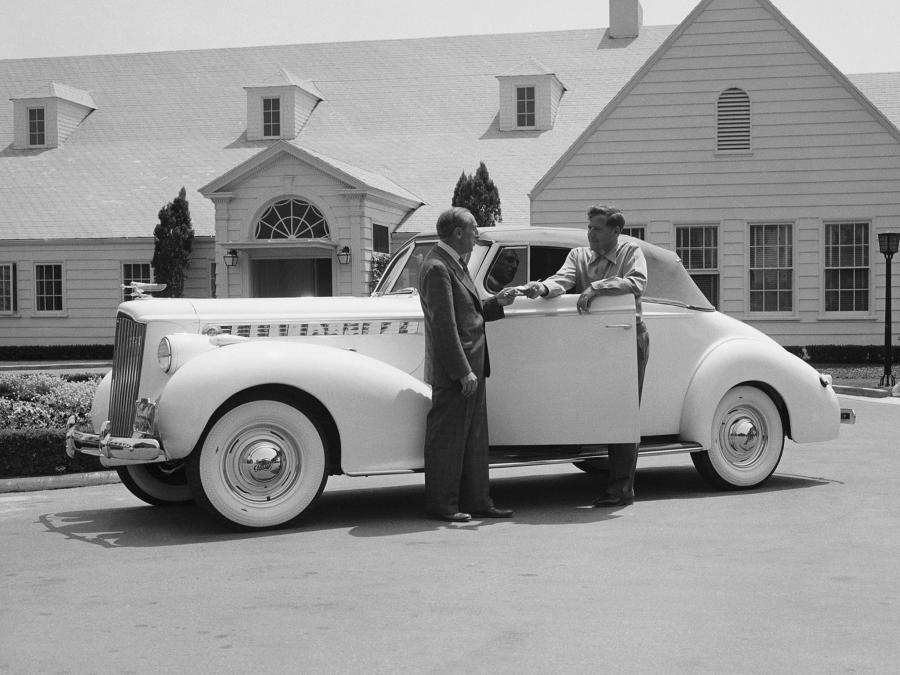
456;216;479;255
587;214;618;254
493;250;519;283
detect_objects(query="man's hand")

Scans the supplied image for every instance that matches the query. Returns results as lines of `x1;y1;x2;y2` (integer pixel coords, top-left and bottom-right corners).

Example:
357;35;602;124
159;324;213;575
519;281;546;299
494;287;518;306
459;372;478;397
576;287;598;314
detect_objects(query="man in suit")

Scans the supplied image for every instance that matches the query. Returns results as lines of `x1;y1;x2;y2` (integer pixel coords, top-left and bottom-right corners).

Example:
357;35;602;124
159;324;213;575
419;207;517;523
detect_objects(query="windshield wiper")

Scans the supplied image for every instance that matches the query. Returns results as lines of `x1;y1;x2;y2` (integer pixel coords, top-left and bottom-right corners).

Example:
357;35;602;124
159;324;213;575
387;287;418;295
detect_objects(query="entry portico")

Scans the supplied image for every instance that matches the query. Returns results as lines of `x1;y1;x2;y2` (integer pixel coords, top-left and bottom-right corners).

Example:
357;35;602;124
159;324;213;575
199;141;423;299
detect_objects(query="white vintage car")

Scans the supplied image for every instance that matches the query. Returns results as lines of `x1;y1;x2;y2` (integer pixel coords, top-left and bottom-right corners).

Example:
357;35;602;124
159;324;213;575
67;227;853;529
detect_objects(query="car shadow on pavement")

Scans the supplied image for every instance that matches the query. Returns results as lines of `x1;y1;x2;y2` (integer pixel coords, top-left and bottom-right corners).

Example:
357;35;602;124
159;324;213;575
37;466;836;547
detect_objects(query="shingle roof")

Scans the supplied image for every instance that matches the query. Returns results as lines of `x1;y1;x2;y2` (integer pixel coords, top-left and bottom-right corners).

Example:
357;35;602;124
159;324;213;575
1;27;897;242
0;26;677;240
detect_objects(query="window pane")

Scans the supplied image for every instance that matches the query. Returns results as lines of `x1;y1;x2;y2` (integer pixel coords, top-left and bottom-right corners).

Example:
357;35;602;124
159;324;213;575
824;222;869;312
749;223;792;311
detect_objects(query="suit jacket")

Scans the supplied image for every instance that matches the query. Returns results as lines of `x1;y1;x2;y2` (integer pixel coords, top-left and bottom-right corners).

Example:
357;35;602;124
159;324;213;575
418;244;504;387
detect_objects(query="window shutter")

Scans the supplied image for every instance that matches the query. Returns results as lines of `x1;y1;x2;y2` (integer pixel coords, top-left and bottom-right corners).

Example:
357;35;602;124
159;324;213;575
717;88;751;151
11;263;16;312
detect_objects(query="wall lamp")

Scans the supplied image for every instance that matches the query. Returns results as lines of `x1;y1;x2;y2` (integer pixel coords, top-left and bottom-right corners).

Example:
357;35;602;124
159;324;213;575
337;246;352;265
223;249;239;267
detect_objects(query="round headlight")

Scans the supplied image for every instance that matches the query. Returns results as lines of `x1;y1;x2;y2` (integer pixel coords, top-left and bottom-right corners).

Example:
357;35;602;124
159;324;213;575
157;337;173;373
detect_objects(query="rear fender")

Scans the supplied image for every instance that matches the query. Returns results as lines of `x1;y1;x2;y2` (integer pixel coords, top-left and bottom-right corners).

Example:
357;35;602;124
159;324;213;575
680;338;840;447
156;340;431;473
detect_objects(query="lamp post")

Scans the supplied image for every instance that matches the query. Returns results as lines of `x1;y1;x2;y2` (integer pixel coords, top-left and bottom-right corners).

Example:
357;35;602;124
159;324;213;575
877;232;900;387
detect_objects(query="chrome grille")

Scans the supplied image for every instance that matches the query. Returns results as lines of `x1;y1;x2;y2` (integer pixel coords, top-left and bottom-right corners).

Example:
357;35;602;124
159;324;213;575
109;313;146;435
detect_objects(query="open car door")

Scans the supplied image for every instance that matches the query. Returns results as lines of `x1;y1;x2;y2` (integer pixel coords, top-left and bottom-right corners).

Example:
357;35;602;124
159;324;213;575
486;294;639;446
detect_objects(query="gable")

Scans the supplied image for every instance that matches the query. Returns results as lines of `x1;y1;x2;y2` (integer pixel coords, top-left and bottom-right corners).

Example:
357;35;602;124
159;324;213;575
531;0;900;224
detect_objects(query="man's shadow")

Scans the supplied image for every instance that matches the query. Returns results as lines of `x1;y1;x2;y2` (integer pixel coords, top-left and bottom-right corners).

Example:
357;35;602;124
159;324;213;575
37;466;835;548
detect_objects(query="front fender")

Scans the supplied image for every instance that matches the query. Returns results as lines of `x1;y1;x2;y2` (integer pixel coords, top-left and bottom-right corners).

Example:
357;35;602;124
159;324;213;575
680;338;840;447
156;340;432;473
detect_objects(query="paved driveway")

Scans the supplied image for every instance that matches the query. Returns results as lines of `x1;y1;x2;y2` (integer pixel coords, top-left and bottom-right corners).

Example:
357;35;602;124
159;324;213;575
1;394;898;674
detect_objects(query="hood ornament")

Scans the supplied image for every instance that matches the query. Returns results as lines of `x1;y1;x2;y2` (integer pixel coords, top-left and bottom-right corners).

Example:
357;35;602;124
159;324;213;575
122;282;167;299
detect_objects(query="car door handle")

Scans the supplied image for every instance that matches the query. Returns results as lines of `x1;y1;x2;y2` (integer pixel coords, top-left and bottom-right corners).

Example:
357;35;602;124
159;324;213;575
604;323;632;329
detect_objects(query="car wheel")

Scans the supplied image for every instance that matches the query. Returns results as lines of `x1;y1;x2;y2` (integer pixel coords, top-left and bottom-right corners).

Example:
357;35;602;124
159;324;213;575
691;385;784;489
573;458;609;474
116;462;192;506
187;400;328;530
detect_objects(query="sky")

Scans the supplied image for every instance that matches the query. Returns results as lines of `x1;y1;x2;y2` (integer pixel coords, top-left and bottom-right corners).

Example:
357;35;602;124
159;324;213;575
1;0;898;74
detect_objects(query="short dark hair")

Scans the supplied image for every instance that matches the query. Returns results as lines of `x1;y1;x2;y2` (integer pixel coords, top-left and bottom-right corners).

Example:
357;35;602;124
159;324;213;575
587;204;625;230
436;207;475;240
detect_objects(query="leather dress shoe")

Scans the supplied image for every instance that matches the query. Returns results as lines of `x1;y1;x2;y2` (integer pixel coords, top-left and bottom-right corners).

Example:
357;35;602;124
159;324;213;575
470;506;514;518
591;494;634;508
427;512;471;523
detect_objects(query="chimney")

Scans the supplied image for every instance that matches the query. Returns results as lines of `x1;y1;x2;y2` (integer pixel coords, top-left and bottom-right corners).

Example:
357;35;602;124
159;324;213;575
609;0;642;39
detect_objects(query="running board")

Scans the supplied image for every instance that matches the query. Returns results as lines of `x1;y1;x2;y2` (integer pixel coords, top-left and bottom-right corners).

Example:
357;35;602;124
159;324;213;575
487;441;705;469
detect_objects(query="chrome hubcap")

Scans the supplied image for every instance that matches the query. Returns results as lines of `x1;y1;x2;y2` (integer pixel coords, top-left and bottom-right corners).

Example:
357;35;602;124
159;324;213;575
240;442;284;482
719;407;767;467
222;426;301;504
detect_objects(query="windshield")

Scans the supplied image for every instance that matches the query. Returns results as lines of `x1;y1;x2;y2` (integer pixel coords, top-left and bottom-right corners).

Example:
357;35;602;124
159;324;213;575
375;238;491;295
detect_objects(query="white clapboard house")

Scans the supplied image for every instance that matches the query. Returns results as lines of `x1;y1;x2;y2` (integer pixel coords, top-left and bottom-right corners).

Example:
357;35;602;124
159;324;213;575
1;0;898;348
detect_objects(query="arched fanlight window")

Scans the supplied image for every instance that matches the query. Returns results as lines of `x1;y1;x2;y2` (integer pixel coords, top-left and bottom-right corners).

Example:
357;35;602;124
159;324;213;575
255;198;329;240
717;88;751;152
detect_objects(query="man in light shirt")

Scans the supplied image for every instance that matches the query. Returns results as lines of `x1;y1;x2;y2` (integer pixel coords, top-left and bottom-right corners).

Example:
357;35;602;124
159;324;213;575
521;204;648;507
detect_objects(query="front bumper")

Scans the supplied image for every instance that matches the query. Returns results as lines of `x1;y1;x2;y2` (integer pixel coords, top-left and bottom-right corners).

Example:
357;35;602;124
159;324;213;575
65;415;166;465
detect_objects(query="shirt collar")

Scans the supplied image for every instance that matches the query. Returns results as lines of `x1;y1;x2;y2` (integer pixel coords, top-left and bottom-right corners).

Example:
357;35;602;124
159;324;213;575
437;240;466;268
589;242;619;265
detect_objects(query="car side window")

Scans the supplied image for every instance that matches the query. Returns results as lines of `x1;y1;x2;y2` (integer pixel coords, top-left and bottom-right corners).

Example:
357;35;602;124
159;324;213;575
484;246;527;293
530;246;577;294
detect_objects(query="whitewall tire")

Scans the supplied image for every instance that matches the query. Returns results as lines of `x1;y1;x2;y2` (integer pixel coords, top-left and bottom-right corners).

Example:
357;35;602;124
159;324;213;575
116;462;192;506
691;386;784;489
187;400;328;530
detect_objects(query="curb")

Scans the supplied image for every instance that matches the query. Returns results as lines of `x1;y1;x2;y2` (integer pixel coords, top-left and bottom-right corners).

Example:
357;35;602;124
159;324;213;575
0;471;120;494
833;385;894;398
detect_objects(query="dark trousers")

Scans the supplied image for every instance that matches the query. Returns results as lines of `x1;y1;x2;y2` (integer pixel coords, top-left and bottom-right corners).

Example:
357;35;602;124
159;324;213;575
605;321;650;499
424;375;493;514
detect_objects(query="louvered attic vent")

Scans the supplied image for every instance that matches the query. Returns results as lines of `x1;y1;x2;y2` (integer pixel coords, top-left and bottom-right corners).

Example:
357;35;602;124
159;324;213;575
717;88;751;152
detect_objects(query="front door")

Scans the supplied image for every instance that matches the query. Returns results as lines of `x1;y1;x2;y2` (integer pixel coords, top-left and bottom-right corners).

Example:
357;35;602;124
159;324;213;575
486;293;640;445
251;258;332;298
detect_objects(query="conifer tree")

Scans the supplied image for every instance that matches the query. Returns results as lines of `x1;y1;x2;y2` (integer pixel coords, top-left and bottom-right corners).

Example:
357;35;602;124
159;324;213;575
151;186;194;298
452;161;502;228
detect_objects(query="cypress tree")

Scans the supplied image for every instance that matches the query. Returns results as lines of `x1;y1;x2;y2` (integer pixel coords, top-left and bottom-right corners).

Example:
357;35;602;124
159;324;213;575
151;187;194;298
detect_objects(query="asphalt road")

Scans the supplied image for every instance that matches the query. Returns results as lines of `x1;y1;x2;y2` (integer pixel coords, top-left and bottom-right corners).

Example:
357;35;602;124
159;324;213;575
2;394;898;674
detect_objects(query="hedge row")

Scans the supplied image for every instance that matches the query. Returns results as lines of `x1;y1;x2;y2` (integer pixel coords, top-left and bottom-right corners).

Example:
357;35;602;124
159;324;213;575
0;428;105;478
783;344;896;365
0;344;113;361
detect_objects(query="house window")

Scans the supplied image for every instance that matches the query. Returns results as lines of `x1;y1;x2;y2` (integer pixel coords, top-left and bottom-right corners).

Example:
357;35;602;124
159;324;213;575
262;97;281;137
210;262;217;298
255;198;329;239
34;263;63;312
373;224;390;254
122;262;152;301
824;222;869;312
516;87;535;127
28;107;45;146
676;226;719;308
0;263;16;313
717;88;750;151
621;226;645;240
749;223;793;312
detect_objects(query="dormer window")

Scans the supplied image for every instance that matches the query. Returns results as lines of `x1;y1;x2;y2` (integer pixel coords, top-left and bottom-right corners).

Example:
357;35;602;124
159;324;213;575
28;107;46;146
516;87;535;128
262;97;281;137
245;68;323;142
497;59;565;132
10;82;95;150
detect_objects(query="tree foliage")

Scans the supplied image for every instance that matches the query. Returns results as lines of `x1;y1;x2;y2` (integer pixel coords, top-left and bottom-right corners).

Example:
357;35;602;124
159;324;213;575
452;161;502;228
152;186;194;298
